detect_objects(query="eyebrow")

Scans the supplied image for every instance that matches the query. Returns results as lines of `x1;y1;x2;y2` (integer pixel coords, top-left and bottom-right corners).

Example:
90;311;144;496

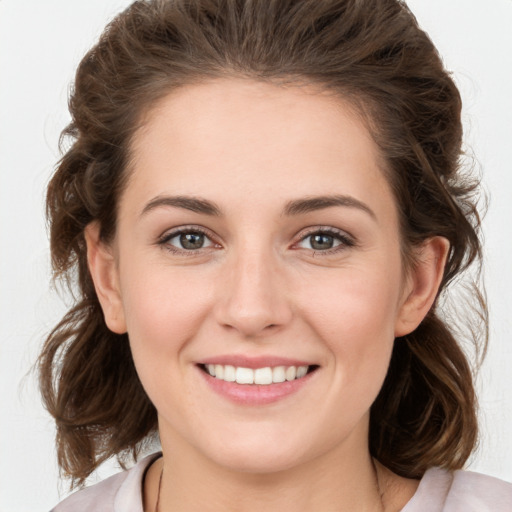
141;195;222;217
283;195;376;220
140;193;376;220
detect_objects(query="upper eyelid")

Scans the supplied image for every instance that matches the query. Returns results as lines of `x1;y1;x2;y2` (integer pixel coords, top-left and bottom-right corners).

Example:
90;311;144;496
158;225;215;241
295;225;354;240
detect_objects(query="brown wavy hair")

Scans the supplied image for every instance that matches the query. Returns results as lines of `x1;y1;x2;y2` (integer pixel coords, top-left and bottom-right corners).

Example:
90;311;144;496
39;0;487;486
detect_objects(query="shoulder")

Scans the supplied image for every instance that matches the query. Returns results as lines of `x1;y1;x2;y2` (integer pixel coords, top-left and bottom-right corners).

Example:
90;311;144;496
447;469;512;511
50;453;162;512
403;467;512;512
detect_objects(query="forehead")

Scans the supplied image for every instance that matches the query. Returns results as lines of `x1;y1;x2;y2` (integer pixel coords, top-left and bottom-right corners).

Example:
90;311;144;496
133;78;374;159
126;78;394;217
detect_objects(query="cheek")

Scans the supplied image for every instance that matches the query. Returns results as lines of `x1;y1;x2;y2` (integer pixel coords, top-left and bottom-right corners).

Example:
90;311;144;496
117;264;217;421
301;265;402;337
118;261;213;362
298;264;402;387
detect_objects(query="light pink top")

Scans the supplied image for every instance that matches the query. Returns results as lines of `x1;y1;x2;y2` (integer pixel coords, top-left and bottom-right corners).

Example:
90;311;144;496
52;453;512;511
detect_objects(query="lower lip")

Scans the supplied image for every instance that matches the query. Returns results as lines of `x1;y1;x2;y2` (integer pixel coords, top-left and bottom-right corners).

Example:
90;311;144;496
197;367;316;405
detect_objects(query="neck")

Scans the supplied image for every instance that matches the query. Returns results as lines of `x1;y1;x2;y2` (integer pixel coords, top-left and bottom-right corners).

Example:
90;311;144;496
152;437;385;512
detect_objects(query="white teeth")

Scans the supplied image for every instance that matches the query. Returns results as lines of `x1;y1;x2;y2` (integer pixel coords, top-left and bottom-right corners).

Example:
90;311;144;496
205;364;312;385
254;367;273;385
224;365;236;382
215;364;224;380
285;366;296;381
296;366;308;378
272;366;286;383
236;367;254;384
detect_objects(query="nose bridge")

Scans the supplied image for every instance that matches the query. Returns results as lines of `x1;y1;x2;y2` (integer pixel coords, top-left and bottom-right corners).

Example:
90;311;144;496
216;238;291;337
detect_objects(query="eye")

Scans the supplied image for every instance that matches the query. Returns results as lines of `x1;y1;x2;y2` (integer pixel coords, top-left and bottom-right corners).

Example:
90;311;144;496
159;228;216;252
300;233;339;251
296;228;354;252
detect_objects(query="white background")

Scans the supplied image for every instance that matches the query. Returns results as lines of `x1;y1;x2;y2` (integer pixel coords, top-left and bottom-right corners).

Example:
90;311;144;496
1;1;511;510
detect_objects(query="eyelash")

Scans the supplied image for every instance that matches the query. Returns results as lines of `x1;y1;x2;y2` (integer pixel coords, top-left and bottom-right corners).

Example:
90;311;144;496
156;226;355;256
157;226;217;256
294;227;356;255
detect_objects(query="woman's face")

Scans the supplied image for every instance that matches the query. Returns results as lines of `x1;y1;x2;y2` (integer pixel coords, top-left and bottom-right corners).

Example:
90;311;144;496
91;79;438;473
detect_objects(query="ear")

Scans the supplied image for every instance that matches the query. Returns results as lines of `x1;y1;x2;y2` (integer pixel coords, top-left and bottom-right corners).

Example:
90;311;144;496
394;237;450;337
84;222;127;334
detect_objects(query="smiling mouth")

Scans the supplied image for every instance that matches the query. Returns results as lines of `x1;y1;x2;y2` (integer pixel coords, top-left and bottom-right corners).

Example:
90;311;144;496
199;364;319;385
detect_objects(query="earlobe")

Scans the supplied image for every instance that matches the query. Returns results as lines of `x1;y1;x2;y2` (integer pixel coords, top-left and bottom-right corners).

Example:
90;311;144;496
84;222;127;334
394;237;450;337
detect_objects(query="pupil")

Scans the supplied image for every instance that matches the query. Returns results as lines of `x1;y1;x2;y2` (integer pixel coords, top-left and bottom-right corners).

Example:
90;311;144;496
311;234;334;250
180;232;204;249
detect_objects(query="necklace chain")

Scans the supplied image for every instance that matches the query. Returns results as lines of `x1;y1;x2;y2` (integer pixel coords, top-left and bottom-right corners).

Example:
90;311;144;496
154;465;164;512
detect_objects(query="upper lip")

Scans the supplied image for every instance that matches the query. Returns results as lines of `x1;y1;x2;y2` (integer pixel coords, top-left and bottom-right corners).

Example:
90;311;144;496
198;355;316;369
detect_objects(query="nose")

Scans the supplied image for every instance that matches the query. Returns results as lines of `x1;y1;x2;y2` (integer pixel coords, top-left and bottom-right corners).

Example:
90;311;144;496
214;247;293;338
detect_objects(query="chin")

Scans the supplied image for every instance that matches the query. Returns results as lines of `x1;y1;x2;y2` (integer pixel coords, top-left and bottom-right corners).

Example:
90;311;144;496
212;447;307;475
194;425;324;475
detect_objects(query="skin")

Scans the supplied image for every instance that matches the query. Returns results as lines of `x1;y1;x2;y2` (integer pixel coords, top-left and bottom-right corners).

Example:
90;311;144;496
86;79;449;511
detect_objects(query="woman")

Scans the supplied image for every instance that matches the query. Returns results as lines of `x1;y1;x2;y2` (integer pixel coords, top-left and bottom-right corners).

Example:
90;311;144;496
40;0;512;510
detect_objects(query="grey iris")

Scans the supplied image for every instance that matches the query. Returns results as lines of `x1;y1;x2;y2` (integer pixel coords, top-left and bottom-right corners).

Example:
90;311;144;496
310;234;334;250
180;232;205;249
